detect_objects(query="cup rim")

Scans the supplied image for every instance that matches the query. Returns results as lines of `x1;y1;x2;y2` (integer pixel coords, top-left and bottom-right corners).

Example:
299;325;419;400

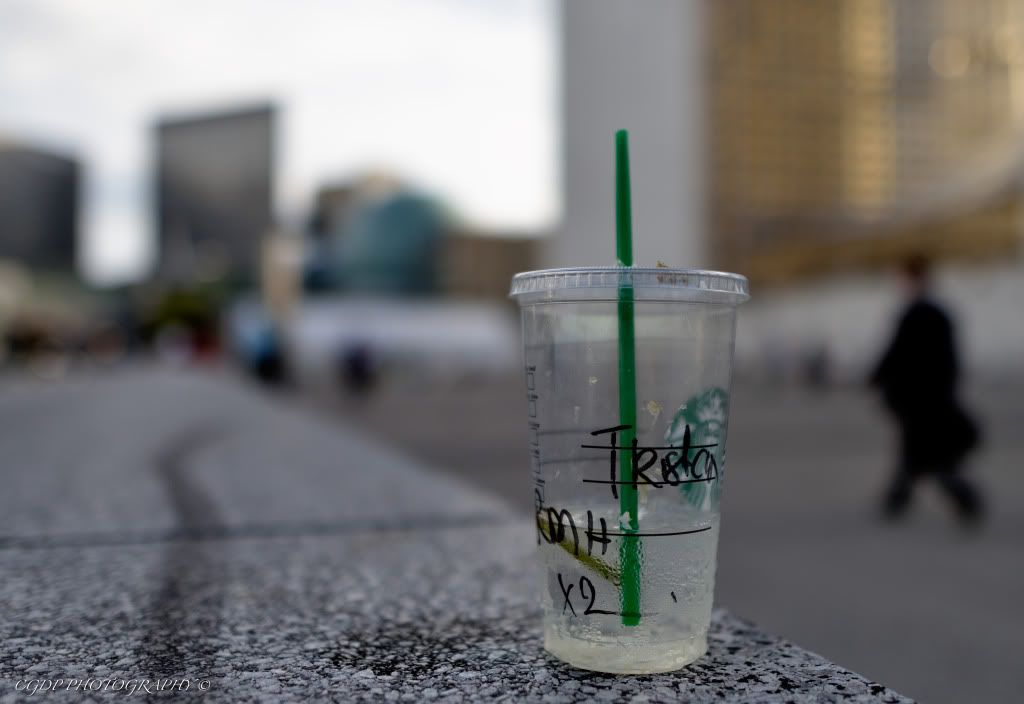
509;266;750;304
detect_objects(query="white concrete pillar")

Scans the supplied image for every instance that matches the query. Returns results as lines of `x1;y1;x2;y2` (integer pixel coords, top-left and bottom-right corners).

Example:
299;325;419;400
551;0;706;269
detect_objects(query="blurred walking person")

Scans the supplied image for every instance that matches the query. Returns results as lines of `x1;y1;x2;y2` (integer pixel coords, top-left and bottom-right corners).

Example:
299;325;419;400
870;256;983;522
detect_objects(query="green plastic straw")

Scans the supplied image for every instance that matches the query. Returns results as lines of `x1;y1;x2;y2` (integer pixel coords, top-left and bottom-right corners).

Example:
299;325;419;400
615;129;641;626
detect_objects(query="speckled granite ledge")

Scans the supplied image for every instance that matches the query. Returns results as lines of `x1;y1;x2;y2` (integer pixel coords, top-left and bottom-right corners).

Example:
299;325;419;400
0;522;911;703
336;607;911;703
0;372;912;702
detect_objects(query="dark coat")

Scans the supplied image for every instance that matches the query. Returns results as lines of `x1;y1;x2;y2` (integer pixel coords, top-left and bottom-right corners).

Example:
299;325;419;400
870;298;978;471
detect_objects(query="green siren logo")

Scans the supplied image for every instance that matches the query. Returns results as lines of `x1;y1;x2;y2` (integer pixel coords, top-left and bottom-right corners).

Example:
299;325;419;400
666;387;728;511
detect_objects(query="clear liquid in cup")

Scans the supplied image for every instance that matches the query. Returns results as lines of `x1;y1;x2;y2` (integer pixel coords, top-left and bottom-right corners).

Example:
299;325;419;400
538;504;719;674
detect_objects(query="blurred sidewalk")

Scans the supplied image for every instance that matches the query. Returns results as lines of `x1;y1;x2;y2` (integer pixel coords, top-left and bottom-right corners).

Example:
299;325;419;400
0;367;507;541
331;375;1024;704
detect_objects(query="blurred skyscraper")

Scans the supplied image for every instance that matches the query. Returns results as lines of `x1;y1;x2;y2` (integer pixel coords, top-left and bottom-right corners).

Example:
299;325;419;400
557;1;1024;282
710;0;1024;282
0;142;80;274
558;0;1024;377
155;104;275;285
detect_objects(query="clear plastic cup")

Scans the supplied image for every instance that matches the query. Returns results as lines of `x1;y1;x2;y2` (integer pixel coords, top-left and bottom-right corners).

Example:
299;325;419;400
510;267;749;674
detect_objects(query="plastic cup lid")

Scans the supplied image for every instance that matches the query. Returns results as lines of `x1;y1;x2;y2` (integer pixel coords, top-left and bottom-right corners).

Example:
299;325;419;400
509;266;749;305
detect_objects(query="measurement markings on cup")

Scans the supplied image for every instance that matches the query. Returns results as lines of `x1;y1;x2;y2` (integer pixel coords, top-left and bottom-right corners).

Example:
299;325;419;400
524;365;546;545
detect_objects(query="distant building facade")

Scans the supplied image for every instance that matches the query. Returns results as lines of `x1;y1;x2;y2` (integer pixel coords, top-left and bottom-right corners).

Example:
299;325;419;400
558;1;1024;283
155;104;275;284
709;0;1024;282
0;143;79;274
302;176;537;301
302;176;446;295
442;230;538;301
308;183;358;242
337;190;444;295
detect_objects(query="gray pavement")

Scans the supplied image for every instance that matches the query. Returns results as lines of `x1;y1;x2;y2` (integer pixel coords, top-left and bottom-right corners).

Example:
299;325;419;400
335;375;1024;704
0;369;505;539
0;368;911;702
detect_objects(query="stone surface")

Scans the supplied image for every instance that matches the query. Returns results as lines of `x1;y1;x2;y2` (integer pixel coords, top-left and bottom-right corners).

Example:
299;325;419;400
0;369;505;542
0;523;909;703
0;369;911;702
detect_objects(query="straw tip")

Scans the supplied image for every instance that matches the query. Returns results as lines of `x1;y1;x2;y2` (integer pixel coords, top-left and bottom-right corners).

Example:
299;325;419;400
615;128;628;141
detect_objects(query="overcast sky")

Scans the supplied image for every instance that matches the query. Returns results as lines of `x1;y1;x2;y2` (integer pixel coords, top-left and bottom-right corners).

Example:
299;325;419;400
0;0;556;285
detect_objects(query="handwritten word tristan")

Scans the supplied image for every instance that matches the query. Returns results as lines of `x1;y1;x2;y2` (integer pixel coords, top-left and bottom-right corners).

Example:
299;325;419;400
581;424;718;499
